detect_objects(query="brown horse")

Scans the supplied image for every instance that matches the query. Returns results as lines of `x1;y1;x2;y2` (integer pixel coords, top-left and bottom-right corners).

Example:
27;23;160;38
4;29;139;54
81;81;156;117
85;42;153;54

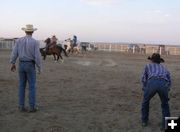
40;38;68;62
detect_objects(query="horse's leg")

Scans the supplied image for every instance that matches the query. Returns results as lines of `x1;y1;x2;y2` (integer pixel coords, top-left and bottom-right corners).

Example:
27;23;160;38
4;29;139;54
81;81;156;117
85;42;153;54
43;54;46;60
62;48;68;57
66;47;70;53
53;54;55;60
74;48;79;55
69;49;71;54
71;49;73;54
59;54;63;63
55;47;62;62
57;49;63;63
66;47;70;55
76;48;79;54
73;48;77;55
57;52;60;61
53;54;57;62
78;47;80;54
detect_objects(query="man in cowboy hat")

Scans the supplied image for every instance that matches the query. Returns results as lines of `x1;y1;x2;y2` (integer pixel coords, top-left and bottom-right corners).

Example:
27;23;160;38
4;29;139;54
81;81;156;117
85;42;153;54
141;53;171;130
51;35;58;45
10;24;42;112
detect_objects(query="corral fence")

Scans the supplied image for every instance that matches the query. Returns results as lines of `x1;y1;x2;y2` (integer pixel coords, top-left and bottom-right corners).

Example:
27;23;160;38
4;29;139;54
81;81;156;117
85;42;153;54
1;38;180;55
93;42;180;55
0;38;46;49
0;38;16;49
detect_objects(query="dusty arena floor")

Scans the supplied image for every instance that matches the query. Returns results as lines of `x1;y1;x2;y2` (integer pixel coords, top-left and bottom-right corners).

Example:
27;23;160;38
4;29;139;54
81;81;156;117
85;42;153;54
0;50;180;132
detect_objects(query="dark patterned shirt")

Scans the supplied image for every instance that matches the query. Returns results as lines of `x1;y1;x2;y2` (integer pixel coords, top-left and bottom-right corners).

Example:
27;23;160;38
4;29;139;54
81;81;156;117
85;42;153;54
141;63;171;88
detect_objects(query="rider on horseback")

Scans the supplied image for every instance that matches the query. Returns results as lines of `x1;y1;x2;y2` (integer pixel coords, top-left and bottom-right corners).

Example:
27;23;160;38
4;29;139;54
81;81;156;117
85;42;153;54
44;38;51;53
45;35;58;53
72;35;77;48
51;35;58;45
41;35;68;61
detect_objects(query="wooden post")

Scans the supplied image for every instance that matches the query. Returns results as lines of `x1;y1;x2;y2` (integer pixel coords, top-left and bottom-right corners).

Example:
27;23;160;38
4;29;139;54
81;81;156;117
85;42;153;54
120;45;122;52
133;45;135;54
160;47;162;55
109;44;111;52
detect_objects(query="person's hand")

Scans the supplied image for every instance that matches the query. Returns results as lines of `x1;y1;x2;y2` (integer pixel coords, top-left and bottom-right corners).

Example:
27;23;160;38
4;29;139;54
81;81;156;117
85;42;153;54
142;87;145;91
37;68;41;74
10;64;16;72
165;83;170;91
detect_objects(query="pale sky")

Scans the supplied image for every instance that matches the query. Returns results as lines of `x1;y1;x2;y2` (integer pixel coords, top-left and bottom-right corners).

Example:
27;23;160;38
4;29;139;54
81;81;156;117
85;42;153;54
0;0;180;44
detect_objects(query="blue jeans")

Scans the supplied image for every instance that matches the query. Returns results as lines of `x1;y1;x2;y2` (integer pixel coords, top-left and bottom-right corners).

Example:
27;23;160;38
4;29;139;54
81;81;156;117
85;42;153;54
141;78;170;128
18;61;36;109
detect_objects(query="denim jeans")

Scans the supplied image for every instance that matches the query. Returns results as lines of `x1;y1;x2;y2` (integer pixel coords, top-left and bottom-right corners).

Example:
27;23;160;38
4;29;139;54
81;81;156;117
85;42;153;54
141;78;170;128
18;61;36;109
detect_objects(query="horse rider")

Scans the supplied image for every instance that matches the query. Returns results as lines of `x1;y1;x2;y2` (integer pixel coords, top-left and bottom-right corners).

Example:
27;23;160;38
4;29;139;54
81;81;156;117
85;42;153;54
51;35;58;45
44;35;58;52
72;35;77;48
44;38;51;52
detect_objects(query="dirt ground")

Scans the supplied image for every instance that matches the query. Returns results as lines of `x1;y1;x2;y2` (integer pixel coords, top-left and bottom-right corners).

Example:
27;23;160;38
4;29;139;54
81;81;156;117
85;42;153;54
0;50;179;132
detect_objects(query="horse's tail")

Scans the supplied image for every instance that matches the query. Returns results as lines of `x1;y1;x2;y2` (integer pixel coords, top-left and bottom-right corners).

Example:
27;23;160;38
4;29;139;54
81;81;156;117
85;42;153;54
62;47;68;57
39;48;45;55
57;45;68;57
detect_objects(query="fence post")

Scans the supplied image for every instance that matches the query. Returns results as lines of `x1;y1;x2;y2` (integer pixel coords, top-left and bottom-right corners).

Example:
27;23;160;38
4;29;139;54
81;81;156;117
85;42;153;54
120;45;122;52
175;47;177;55
160;47;162;55
133;45;135;54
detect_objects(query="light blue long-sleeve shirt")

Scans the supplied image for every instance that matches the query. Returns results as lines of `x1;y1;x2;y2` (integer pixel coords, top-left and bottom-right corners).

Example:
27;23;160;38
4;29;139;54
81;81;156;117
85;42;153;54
10;35;42;71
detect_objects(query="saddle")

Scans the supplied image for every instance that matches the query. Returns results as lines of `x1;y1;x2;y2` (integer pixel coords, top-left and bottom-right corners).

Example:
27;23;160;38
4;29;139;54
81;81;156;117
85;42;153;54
49;45;55;49
45;45;56;53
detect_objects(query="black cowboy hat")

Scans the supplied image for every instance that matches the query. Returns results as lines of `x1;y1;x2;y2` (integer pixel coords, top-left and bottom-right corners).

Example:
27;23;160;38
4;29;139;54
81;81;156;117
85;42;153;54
147;53;165;63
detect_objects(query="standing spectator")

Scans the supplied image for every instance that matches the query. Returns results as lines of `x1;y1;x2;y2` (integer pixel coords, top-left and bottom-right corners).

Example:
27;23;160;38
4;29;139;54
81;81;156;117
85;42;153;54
10;24;42;112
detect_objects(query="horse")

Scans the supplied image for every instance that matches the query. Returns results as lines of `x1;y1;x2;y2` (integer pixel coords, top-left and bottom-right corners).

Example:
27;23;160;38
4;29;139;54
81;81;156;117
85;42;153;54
40;38;68;62
64;38;81;55
73;45;81;54
64;38;72;53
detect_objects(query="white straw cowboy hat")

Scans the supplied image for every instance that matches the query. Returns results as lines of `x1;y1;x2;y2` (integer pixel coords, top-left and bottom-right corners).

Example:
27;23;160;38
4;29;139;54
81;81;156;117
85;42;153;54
21;24;37;32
